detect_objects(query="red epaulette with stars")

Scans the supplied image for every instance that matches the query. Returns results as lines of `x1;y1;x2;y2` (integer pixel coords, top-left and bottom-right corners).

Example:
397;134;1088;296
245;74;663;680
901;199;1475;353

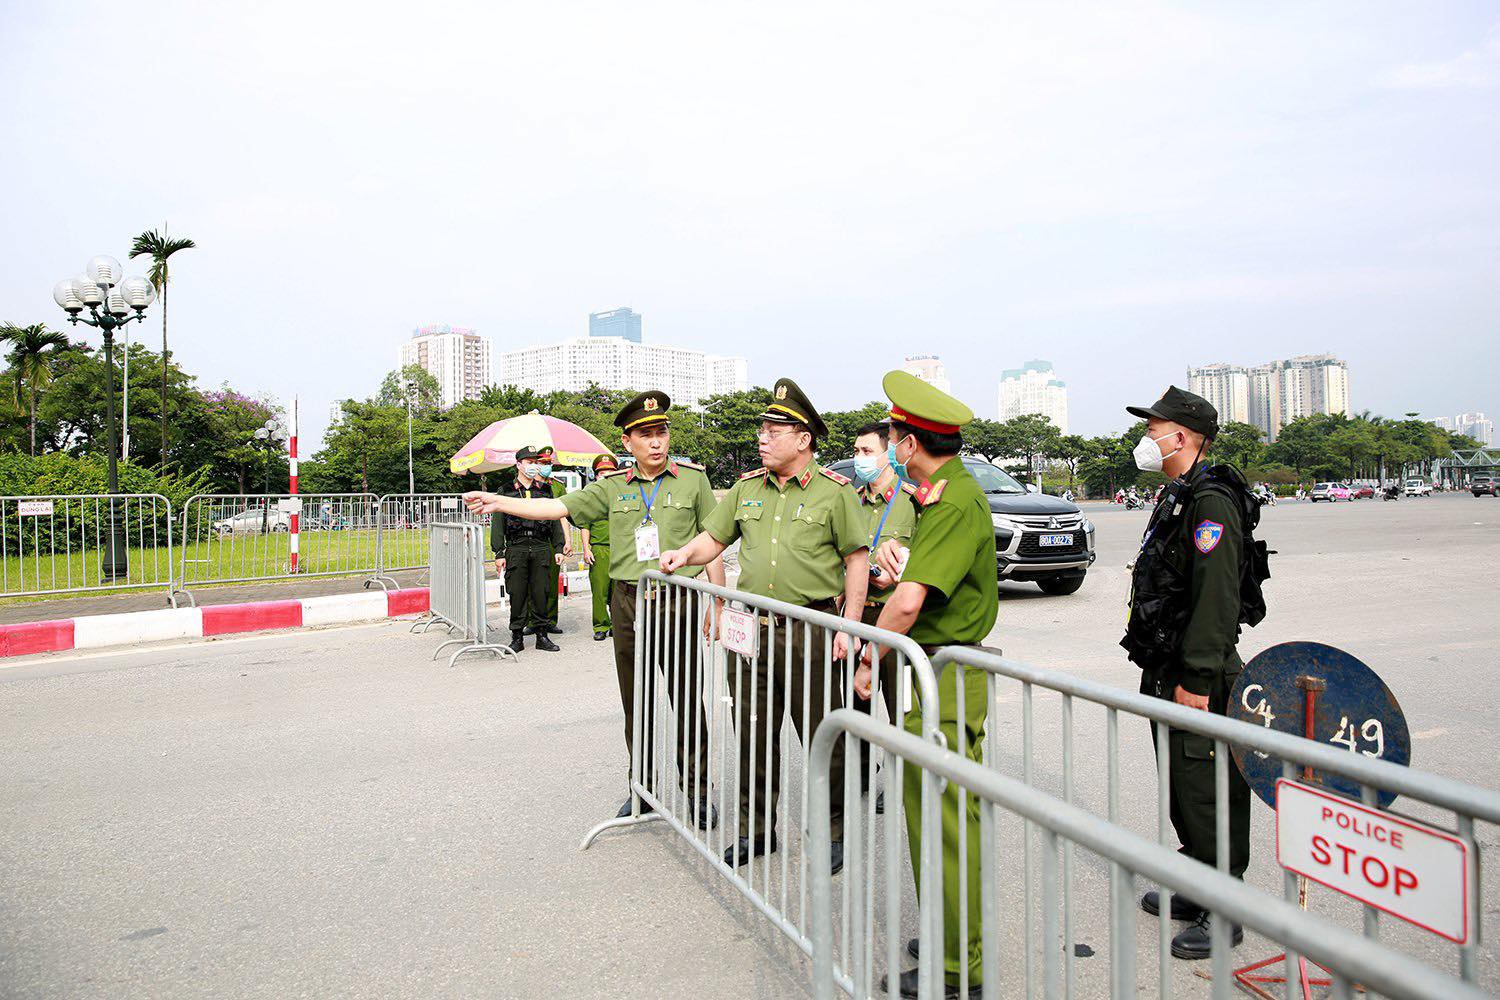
914;479;948;506
677;459;705;471
818;467;851;486
739;468;768;480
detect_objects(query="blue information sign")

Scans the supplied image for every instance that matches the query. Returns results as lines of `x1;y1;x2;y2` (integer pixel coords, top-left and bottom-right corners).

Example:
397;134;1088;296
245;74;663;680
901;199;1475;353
1229;641;1411;809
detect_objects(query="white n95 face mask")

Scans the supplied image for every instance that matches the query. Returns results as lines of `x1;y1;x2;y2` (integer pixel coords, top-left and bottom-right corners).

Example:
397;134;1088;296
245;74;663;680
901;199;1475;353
1133;432;1180;473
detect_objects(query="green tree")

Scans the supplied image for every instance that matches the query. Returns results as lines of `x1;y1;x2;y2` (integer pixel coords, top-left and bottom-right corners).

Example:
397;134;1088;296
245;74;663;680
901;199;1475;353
1052;434;1090;491
0;323;71;455
129;226;196;465
377;365;443;414
1214;421;1265;473
1001;414;1061;484
698;388;774;486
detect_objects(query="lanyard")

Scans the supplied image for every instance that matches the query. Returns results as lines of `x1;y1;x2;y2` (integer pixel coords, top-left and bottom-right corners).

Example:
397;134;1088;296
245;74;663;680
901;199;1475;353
869;488;897;552
638;476;663;525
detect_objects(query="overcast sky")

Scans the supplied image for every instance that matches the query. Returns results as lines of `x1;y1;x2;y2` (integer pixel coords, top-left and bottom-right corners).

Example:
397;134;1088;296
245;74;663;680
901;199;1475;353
3;2;1496;451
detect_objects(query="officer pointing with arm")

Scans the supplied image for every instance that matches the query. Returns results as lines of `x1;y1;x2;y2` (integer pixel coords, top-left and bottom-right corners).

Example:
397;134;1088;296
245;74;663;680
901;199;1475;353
1120;385;1256;961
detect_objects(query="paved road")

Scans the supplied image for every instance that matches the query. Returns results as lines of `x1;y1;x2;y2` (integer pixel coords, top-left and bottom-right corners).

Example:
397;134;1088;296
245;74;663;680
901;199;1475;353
2;492;1496;998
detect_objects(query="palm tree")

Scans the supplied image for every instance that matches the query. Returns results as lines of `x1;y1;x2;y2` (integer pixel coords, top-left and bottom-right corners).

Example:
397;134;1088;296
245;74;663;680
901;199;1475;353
0;323;71;455
129;226;196;465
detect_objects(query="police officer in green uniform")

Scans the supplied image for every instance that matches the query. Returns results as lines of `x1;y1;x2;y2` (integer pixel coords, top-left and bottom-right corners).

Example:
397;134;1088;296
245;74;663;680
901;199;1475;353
537;447;571;639
489;445;565;653
660;378;869;876
859;371;996;999
581;454;618;641
465;392;726;825
847;419;918;804
1121;386;1257;960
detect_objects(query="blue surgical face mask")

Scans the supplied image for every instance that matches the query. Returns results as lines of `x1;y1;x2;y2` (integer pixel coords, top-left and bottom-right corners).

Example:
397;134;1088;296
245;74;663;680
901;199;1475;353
852;454;881;485
534;464;553;478
886;437;911;482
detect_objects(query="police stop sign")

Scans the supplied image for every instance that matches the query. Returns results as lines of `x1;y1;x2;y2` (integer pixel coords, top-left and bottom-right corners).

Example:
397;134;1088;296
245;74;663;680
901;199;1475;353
1276;779;1472;943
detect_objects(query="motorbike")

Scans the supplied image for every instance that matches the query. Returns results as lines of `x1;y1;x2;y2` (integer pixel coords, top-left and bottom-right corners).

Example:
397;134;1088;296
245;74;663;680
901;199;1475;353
1124;494;1145;510
1382;485;1401;501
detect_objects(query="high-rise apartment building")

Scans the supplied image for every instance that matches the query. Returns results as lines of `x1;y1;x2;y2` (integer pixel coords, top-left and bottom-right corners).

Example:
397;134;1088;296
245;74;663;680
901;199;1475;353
589;307;643;343
1432;412;1494;445
1188;354;1349;442
997;360;1069;433
399;325;493;410
903;355;951;395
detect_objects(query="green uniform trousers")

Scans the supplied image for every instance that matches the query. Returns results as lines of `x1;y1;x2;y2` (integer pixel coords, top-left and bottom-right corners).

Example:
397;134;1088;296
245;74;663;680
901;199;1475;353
734;601;846;841
1142;667;1252;879
542;554;560;629
588;544;612;631
611;581;710;801
903;649;989;987
504;538;555;634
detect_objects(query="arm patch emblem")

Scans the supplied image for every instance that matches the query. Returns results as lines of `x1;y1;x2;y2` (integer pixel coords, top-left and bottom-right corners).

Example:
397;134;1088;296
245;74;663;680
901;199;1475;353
1194;520;1224;554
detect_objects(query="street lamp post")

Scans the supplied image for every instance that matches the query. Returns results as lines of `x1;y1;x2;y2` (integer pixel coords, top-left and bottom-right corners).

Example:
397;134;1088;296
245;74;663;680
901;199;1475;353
251;418;289;532
53;255;156;580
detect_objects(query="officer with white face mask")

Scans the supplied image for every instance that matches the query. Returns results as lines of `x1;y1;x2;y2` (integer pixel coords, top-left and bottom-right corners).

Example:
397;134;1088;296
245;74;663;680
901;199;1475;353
1120;385;1262;961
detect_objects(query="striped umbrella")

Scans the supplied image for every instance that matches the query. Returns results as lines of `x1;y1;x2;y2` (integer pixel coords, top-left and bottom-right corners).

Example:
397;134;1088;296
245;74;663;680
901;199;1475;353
450;411;611;474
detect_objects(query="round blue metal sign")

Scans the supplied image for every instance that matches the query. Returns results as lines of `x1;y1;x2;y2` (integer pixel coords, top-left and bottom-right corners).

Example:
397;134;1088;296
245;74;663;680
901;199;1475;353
1229;641;1411;809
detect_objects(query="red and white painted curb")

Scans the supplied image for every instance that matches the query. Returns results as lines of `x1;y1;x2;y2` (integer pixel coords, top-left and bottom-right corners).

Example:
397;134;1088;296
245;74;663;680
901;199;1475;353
0;580;507;659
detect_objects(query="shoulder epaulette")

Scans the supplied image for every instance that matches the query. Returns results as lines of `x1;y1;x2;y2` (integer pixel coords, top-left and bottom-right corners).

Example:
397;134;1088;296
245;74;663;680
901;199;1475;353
677;460;705;471
739;468;768;480
900;481;919;496
599;468;629;479
915;479;948;506
819;467;851;486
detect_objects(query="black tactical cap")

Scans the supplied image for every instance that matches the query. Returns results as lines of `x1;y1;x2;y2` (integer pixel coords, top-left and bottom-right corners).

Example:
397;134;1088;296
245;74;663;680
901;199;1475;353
759;377;828;438
1127;385;1220;440
615;390;671;431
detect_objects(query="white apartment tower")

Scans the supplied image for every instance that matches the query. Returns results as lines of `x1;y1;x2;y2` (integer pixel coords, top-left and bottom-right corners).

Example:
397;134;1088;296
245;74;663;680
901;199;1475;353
1188;354;1349;442
903;355;951;395
997;360;1069;433
399;325;493;410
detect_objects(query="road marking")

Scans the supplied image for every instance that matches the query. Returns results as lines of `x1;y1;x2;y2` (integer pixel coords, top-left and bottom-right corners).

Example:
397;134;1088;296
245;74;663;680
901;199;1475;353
1411;728;1448;740
0;619;402;668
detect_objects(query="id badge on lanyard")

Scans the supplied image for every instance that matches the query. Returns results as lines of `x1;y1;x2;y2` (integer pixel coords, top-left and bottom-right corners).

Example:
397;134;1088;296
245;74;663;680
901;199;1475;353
635;477;664;562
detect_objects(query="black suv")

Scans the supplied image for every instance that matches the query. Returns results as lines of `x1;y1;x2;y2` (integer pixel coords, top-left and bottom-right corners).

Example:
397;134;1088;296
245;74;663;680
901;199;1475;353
826;457;1096;595
1472;474;1498;497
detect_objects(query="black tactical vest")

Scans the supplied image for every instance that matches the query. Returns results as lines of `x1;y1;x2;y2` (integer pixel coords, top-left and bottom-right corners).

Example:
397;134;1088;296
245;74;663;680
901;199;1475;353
1121;464;1269;673
500;481;554;543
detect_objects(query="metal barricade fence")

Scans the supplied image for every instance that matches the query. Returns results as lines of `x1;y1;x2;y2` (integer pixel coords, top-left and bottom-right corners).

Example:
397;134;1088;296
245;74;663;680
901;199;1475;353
372;493;490;587
808;709;1493;1000
826;644;1497;1000
173;493;379;606
420;522;514;667
579;570;948;996
0;494;174;601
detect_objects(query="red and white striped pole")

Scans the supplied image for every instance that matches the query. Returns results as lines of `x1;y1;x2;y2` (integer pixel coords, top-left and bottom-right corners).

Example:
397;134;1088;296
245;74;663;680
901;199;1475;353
289;397;300;574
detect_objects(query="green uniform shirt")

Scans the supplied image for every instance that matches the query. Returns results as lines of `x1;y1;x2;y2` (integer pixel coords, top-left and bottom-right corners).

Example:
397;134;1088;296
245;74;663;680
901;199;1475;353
902;457;999;647
703;462;866;605
560;461;716;583
585;511;611;547
856;477;917;605
1172;482;1245;695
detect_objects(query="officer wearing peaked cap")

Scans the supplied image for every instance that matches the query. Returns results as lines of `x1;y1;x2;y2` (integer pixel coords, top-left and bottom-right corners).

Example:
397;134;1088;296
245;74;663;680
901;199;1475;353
489;445;566;653
660;377;870;877
860;369;996;999
464;390;726;827
1122;384;1263;960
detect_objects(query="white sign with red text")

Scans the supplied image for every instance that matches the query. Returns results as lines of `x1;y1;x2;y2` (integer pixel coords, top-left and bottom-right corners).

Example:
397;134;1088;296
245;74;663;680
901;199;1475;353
720;607;758;659
1276;778;1471;943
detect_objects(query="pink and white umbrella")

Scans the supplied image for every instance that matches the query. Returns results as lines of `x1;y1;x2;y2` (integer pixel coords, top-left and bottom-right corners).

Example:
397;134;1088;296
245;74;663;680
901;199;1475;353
450;411;611;474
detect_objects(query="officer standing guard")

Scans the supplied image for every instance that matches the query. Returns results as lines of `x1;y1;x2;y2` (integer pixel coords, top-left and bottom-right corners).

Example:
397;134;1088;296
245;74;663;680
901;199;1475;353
859;371;996;999
537;447;571;639
465;392;726;825
490;446;565;653
848;420;917;807
660;377;869;875
581;454;618;641
1120;385;1263;960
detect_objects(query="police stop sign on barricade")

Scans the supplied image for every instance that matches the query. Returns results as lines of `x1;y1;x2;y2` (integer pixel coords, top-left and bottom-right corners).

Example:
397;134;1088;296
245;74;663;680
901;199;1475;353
1276;778;1473;943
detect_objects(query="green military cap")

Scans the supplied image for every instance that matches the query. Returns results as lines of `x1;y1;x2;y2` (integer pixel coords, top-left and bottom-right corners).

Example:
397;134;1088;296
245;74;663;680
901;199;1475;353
760;377;828;437
592;453;619;472
1127;385;1219;440
882;370;974;433
615;390;671;431
516;444;547;461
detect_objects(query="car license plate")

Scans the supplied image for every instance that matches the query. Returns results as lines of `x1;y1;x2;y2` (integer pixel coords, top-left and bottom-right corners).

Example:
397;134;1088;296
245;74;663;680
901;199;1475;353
1040;533;1074;547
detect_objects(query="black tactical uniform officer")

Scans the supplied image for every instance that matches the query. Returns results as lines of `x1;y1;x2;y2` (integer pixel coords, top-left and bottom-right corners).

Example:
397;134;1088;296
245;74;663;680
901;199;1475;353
1121;386;1266;960
491;445;565;653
